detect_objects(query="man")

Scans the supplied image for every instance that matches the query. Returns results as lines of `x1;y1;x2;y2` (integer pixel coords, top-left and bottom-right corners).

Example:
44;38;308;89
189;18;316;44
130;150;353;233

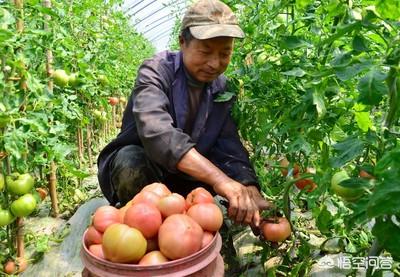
97;0;271;228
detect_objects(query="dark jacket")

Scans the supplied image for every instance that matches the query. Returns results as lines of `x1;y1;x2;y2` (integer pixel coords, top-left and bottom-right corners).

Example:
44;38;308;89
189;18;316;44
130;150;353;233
97;50;258;202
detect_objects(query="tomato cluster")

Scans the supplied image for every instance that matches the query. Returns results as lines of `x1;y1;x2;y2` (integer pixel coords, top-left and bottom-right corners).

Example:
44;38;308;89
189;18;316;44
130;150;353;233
0;173;47;228
84;184;223;265
279;158;317;192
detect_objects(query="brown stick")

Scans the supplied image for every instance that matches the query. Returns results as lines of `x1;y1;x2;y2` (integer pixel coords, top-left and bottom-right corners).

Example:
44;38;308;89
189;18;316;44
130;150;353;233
16;218;24;258
14;0;24;33
77;128;83;167
86;124;93;166
48;161;59;217
112;105;116;130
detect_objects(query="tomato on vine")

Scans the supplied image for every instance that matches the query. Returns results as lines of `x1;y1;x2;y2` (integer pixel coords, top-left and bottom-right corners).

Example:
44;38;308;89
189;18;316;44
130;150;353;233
261;217;292;242
331;170;364;201
10;193;37;217
0;209;15;227
6;173;34;195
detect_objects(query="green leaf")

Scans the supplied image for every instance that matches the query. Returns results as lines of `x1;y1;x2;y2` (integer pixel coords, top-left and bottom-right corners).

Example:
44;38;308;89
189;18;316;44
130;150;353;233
372;218;400;261
367;146;400;218
214;91;235;102
316;205;333;234
352;103;373;132
335;60;373;81
287;136;312;155
375;0;400;20
295;0;314;11
339;178;371;189
0;28;13;42
280;36;308;49
352;35;369;52
329;136;364;168
282;67;306;77
330;124;347;142
312;90;326;118
357;69;388;105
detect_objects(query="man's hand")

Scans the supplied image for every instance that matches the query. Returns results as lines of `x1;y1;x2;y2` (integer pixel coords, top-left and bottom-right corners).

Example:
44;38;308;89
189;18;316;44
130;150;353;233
177;148;274;227
213;182;273;227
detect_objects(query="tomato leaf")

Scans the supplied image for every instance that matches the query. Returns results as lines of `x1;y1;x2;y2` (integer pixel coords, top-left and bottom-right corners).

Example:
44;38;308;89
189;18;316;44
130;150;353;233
316;205;333;234
367;146;400;218
372;218;400;261
329;136;364;168
357;69;388;106
280;36;308;49
375;0;400;20
312;90;326;118
282;67;306;77
214;91;235;102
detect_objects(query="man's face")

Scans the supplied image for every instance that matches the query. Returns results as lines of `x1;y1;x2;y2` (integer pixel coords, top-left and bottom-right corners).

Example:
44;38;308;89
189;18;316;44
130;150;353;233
180;36;234;83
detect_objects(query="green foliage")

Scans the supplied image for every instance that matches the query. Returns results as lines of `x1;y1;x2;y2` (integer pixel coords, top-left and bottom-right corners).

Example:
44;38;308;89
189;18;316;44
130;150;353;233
223;0;400;272
0;0;154;264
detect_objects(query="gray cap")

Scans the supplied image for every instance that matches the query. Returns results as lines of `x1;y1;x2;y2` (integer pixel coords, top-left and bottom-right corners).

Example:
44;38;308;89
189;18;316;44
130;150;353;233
181;0;245;39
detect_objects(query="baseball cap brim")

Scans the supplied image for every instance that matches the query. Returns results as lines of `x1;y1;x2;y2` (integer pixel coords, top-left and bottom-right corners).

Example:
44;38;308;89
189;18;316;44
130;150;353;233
189;24;245;40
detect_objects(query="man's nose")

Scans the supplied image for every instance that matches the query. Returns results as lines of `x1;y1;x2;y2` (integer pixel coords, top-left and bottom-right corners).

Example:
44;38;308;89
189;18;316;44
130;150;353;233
206;56;219;70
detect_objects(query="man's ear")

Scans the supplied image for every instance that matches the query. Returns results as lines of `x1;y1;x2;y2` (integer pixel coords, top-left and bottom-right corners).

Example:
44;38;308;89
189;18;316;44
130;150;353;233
179;36;185;49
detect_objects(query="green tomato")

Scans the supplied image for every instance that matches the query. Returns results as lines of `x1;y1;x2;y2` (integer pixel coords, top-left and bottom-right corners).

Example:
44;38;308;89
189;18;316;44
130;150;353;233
68;73;80;87
0;209;15;227
52;69;69;87
331;170;364;201
10;194;37;217
6;173;34;195
98;74;109;86
0;173;4;191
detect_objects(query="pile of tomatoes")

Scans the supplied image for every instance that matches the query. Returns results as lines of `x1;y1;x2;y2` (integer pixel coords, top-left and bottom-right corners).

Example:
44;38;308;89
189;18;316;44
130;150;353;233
84;183;223;265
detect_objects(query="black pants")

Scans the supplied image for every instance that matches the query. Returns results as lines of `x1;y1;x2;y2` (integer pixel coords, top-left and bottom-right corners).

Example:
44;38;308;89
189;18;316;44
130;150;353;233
110;145;208;206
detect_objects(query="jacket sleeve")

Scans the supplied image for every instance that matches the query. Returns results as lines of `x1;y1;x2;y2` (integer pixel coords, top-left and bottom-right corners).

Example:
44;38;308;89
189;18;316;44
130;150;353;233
208;111;260;189
132;61;195;172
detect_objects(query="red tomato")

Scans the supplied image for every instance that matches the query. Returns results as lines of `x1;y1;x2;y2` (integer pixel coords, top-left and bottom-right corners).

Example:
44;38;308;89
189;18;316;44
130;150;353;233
131;191;161;207
158;214;203;260
186;203;223;232
108;97;119;106
201;231;214;249
295;177;317;192
359;170;375;179
85;226;103;246
3;257;27;275
124;203;162;239
142;182;171;197
92;206;121;233
138;250;169;266
3;260;16;275
294;168;317;192
158;193;186;218
185;187;214;209
89;244;105;260
261;217;291;242
102;223;147;263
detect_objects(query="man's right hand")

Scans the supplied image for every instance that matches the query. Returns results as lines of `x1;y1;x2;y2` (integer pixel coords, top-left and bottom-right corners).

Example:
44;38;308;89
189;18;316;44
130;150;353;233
177;148;273;227
213;181;272;227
